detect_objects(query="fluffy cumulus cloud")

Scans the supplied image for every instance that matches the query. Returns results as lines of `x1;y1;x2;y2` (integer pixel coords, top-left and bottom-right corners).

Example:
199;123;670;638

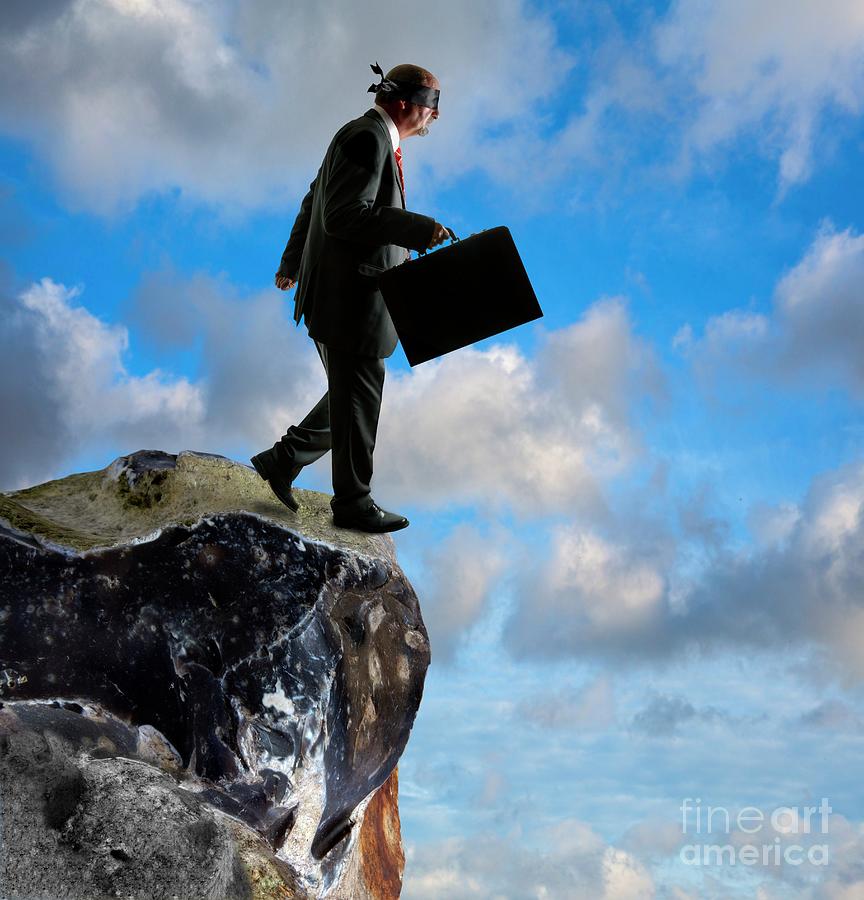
402;803;864;900
506;521;672;660
1;272;657;510
700;809;864;897
0;0;263;212
505;456;864;680
0;277;202;488
134;285;659;519
0;271;323;489
679;223;864;395
0;280;72;488
3;0;862;213
773;225;864;389
127;268;322;449
814;829;864;900
654;0;864;190
0;0;571;212
412;524;508;662
403;822;655;900
376;297;661;514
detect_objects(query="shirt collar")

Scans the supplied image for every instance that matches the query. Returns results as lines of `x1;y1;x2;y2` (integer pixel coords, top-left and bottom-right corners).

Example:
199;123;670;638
372;104;400;152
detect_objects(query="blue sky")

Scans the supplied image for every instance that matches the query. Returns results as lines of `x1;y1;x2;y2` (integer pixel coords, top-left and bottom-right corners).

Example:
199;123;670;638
2;1;864;897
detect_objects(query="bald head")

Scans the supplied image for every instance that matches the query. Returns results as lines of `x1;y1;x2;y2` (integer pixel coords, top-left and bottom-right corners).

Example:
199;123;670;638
374;64;440;104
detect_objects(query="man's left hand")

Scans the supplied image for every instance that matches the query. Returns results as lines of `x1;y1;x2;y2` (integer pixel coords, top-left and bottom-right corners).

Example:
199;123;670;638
275;274;296;291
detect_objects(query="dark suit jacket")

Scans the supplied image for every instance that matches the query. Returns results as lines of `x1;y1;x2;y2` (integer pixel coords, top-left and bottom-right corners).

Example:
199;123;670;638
278;109;436;358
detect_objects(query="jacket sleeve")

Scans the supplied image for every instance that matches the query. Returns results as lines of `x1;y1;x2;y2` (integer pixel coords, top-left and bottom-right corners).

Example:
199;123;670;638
322;130;435;251
277;170;319;278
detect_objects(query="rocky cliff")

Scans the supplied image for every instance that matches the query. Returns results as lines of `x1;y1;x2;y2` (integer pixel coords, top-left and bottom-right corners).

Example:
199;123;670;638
0;450;430;899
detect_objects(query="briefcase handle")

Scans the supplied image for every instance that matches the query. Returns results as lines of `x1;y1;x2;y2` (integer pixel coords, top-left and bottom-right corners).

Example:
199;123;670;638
419;227;459;256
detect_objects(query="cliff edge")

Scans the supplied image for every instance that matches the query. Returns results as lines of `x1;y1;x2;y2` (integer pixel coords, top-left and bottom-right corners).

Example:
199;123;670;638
0;450;430;899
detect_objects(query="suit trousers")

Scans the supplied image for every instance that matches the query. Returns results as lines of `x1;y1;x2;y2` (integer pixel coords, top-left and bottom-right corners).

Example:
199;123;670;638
272;340;385;513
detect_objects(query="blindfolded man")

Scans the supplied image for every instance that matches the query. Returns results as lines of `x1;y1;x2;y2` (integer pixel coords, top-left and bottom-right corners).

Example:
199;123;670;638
252;63;448;532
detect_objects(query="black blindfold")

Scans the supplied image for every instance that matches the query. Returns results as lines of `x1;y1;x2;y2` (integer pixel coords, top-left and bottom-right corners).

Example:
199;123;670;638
367;62;440;110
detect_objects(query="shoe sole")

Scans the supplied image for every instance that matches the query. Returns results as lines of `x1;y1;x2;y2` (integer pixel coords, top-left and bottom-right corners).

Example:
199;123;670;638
332;517;409;534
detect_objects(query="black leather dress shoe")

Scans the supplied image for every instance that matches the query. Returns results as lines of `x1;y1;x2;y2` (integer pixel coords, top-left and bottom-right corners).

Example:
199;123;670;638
332;502;409;533
251;453;302;512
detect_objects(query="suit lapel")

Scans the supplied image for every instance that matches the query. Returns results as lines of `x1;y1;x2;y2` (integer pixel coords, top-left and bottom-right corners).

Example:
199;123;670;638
365;109;405;209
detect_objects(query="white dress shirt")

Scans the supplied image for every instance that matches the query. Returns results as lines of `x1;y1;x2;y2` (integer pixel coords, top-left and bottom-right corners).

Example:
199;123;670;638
372;104;400;152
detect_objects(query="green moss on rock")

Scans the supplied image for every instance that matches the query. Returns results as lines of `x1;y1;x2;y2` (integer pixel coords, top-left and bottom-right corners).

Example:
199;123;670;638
0;450;395;559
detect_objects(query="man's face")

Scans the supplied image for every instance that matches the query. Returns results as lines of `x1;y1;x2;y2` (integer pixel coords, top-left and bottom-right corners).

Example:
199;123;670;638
402;77;440;137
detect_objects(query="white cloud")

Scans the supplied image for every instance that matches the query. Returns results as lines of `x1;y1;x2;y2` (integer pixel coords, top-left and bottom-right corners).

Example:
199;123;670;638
3;0;860;214
1;273;659;517
507;522;670;659
602;847;655;900
505;456;864;681
0;0;573;213
703;310;770;347
1;0;262;213
0;278;202;488
128;269;324;450
774;225;864;389
20;278;201;427
698;458;864;681
403;822;655;900
413;524;508;663
820;885;864;900
549;528;666;628
671;323;693;351
654;0;864;191
130;280;660;515
0;272;322;489
402;803;864;899
748;502;801;549
377;297;661;514
620;819;687;860
3;0;861;216
683;224;864;395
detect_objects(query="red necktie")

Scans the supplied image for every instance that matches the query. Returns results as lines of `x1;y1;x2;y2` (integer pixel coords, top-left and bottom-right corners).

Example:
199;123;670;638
395;146;405;194
396;148;409;259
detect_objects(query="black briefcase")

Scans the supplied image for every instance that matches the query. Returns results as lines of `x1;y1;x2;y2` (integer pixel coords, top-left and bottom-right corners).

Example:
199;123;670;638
379;225;543;366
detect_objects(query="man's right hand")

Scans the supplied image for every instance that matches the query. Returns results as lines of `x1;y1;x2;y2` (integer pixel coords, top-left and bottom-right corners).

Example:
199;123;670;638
275;273;296;291
427;222;449;249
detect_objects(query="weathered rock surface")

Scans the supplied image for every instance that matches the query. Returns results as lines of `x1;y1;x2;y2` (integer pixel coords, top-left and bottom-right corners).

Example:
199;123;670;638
0;450;430;899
